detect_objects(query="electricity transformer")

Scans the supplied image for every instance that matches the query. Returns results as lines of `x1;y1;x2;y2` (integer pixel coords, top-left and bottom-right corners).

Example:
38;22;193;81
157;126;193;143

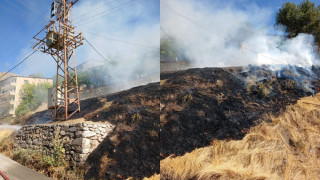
33;0;83;120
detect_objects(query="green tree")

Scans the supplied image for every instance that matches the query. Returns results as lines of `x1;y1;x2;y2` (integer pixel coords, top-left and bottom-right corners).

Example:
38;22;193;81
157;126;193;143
276;0;320;46
77;71;91;87
160;36;179;61
15;82;52;117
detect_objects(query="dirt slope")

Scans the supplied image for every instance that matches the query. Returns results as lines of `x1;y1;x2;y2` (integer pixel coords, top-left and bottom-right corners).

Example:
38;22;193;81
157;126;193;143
25;82;160;180
160;66;319;158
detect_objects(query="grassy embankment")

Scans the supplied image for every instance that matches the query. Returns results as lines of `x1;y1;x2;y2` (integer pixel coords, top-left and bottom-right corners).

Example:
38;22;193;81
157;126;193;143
161;93;320;179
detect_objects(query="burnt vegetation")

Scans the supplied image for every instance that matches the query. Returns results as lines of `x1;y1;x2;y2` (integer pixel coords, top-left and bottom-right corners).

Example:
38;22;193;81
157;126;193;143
160;65;320;159
73;83;160;180
23;82;160;180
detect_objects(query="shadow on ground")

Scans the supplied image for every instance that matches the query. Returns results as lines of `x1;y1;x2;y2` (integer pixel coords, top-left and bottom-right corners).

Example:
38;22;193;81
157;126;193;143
75;83;160;180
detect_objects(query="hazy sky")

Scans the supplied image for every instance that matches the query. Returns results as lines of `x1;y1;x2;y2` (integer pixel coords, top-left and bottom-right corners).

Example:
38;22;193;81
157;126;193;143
0;0;160;77
161;0;320;68
0;0;319;77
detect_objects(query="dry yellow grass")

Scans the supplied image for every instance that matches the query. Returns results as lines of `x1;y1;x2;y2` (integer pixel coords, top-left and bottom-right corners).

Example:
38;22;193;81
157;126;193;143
160;79;167;87
161;93;320;180
144;174;160;180
0;129;15;157
0;129;14;142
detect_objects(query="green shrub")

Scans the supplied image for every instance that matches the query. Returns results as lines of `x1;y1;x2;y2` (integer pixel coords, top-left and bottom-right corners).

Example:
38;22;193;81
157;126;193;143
12;131;84;179
183;94;193;104
42;130;67;167
15;82;52;117
131;112;142;122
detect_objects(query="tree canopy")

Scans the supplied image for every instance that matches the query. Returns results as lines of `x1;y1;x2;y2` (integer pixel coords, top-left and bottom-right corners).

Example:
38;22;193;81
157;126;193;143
276;0;320;45
15;82;52;117
160;36;179;61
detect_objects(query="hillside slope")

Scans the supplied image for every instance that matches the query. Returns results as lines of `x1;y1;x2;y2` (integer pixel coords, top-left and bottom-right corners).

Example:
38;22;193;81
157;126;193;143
160;66;319;158
161;93;320;179
24;82;160;180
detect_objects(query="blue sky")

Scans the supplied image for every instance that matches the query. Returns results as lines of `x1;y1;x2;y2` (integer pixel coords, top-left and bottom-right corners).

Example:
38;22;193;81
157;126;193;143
223;0;320;33
0;0;319;77
0;0;160;77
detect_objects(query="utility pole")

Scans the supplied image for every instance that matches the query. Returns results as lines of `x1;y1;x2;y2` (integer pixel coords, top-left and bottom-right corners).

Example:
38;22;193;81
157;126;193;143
33;0;83;120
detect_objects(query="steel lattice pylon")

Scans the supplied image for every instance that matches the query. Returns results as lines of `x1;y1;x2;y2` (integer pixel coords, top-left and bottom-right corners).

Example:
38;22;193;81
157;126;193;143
33;0;83;120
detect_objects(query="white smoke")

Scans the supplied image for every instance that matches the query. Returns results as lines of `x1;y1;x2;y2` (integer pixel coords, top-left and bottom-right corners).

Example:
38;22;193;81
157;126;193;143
18;0;160;89
73;0;160;88
160;0;320;68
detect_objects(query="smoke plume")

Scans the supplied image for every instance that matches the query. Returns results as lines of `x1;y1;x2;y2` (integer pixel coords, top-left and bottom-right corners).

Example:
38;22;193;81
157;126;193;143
19;0;160;90
160;0;319;68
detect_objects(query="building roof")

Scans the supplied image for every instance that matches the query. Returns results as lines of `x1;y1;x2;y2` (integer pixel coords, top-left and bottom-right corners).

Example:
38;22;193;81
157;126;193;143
0;72;17;81
0;74;53;83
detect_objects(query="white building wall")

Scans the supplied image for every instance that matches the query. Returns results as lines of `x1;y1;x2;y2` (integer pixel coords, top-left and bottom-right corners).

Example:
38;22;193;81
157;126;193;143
0;76;53;117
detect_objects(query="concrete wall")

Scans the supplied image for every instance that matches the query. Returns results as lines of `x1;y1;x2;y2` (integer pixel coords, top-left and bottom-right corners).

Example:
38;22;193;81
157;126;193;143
14;123;113;166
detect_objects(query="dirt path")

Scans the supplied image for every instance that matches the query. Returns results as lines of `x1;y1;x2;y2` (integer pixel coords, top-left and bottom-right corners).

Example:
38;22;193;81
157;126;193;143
0;154;51;180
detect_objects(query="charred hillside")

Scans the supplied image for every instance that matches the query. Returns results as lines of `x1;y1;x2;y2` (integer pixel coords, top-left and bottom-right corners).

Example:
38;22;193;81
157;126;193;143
23;82;160;180
78;82;160;180
160;66;320;159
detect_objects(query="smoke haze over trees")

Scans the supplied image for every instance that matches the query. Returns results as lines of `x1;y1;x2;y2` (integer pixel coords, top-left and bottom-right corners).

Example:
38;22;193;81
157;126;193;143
15;82;52;117
161;0;320;68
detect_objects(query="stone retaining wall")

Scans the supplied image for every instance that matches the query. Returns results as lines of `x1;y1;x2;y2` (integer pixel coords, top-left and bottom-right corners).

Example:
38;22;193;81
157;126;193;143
14;123;113;166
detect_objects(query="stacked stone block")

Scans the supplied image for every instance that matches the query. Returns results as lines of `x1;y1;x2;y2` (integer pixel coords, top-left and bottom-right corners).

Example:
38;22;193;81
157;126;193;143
14;123;113;166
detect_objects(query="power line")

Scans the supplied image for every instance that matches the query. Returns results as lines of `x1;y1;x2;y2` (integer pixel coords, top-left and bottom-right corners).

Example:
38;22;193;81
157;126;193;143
0;51;37;80
84;31;158;49
161;2;222;39
160;2;283;64
0;7;48;61
15;53;44;74
74;0;139;25
83;37;115;64
75;3;139;27
72;0;120;20
160;26;172;38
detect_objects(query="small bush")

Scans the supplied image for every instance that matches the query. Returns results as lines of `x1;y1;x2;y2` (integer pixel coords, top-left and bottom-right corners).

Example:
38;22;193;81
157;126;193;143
42;130;67;167
131;112;142;122
11;143;83;179
3;129;84;179
284;79;296;90
247;82;270;98
183;94;193;104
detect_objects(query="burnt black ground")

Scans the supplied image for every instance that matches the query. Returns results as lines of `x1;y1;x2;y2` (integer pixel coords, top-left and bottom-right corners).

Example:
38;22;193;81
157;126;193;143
77;83;160;180
23;83;160;180
160;66;320;159
22;65;320;179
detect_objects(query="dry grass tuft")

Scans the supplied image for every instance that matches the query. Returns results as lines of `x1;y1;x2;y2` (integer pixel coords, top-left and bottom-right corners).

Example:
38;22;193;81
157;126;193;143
161;93;320;180
0;129;84;180
0;129;14;141
0;129;15;157
144;174;160;180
